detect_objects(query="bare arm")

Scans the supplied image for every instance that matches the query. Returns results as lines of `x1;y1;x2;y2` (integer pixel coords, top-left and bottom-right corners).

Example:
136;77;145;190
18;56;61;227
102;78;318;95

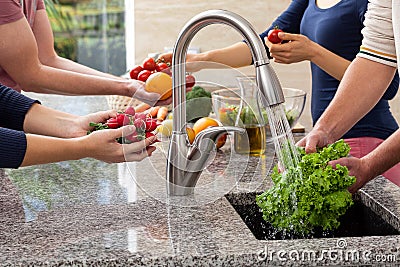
158;42;253;72
298;57;396;152
329;129;400;193
33;10;119;79
269;32;350;80
0;17;167;105
23;103;117;138
21;128;156;166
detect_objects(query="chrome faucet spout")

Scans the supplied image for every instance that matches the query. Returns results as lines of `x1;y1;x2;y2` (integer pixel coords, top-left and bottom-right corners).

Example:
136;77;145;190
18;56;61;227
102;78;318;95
167;9;285;196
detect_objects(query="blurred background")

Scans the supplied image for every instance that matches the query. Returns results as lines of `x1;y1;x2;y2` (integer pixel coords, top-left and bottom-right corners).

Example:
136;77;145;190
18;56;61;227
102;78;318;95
47;0;400;132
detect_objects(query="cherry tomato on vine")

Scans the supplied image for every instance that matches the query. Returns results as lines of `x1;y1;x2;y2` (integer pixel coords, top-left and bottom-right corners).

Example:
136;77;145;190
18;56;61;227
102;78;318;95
267;27;283;44
155;62;169;72
143;57;157;71
185;74;196;88
129;65;143;79
137;70;152;82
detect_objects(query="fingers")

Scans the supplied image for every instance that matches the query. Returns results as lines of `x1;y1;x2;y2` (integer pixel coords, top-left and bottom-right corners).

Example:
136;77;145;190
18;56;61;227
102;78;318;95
122;137;158;162
122;135;158;154
96;109;118;121
125;145;157;162
156;53;172;65
155;98;172;106
277;31;298;41
305;136;319;154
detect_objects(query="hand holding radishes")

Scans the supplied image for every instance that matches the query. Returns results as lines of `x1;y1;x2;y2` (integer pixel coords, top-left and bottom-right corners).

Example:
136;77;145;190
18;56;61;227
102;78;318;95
87;106;160;145
80;125;157;163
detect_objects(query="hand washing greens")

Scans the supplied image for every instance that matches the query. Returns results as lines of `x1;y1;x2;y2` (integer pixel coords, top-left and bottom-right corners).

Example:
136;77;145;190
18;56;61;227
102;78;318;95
256;139;356;234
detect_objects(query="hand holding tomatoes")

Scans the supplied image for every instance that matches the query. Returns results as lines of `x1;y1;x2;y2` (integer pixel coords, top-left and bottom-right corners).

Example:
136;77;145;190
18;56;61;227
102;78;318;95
267;26;283;44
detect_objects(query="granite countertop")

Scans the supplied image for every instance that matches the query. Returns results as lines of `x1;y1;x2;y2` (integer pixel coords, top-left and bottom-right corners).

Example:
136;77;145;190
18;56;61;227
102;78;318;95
1;95;400;266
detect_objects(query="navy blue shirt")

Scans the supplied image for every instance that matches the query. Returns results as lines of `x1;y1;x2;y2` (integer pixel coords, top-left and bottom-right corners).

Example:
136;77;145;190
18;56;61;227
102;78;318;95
0;84;39;168
260;0;399;140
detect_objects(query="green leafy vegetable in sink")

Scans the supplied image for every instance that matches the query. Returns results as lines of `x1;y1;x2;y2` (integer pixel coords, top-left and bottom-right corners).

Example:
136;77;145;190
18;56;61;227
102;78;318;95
256;139;356;234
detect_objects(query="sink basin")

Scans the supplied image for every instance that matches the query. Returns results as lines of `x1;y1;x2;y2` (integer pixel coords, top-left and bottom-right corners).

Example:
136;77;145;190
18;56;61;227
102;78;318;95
226;192;400;240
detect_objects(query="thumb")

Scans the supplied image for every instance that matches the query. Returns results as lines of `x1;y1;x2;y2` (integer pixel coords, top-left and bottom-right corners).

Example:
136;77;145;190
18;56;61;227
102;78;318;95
112;125;136;139
278;32;298;41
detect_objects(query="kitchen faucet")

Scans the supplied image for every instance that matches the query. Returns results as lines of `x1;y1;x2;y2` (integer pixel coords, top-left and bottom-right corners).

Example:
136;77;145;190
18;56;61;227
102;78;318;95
167;9;285;196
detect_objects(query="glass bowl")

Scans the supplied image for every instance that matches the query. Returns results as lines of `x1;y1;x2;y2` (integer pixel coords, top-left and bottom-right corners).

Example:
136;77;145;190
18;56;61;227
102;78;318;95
211;87;306;128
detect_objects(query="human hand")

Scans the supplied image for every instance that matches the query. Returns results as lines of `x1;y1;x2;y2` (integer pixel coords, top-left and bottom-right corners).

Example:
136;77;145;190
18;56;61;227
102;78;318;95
267;32;315;64
156;53;201;73
329;157;375;194
67;110;118;138
83;125;157;163
296;127;334;154
126;78;173;106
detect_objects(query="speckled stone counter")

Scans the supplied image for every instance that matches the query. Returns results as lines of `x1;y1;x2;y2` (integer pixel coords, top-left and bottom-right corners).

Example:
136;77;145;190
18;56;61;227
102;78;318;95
1;95;400;266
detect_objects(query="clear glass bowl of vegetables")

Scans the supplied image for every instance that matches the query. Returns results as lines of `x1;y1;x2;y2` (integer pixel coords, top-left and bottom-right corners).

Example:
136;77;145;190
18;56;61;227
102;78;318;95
211;87;306;128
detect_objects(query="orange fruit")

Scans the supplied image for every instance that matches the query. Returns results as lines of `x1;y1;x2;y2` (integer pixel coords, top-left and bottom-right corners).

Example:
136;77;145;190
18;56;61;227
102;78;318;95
216;133;227;149
192;117;219;135
192;117;226;149
186;127;195;144
145;72;172;100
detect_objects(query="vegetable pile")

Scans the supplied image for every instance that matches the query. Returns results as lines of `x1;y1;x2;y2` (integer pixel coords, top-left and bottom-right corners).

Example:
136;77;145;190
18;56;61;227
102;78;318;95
129;57;196;89
88;106;159;144
256;139;356;234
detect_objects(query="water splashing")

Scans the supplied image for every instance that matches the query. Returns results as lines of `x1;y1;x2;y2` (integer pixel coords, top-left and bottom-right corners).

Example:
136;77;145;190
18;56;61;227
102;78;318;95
265;104;300;172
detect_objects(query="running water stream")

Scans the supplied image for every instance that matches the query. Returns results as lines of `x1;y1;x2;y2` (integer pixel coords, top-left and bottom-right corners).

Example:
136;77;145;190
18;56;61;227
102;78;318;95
265;104;301;172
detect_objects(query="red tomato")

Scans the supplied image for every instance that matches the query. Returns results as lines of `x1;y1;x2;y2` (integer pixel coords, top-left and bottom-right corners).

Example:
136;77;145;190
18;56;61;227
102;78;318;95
267;27;283;44
155;62;169;72
185;74;195;88
129;65;143;79
142;57;157;71
137;70;152;82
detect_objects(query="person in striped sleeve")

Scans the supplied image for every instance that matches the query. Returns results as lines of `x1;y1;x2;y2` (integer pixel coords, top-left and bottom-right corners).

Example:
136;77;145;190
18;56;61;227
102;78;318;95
298;0;400;193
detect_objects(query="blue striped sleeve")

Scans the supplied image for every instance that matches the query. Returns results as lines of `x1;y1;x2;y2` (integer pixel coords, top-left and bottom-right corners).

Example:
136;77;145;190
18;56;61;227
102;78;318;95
0;84;40;130
0;128;27;168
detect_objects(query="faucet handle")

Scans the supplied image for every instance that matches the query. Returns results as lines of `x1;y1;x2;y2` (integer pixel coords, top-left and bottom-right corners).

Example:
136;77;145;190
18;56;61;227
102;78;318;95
185;126;245;174
192;126;245;152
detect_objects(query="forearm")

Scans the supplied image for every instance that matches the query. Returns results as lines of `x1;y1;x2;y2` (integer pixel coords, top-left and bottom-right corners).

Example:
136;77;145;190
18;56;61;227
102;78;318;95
21;134;88;166
314;57;395;140
194;42;252;69
309;42;351;80
44;55;122;80
362;130;400;179
22;64;131;96
23;103;79;137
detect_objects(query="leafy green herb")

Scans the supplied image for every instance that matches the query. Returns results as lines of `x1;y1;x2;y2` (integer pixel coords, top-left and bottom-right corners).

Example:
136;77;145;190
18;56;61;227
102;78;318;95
256;139;356;234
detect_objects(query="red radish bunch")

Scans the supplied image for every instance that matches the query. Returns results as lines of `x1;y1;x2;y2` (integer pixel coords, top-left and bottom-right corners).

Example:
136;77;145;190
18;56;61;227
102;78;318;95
88;106;160;144
129;57;196;89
